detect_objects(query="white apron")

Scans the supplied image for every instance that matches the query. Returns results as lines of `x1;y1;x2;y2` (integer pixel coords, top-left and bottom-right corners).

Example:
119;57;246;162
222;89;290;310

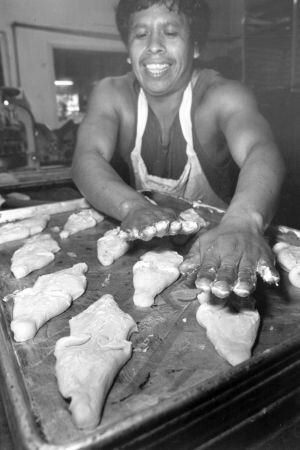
130;82;227;208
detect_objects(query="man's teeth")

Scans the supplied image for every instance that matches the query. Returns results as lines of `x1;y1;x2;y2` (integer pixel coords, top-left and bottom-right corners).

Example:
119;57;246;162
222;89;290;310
146;64;169;76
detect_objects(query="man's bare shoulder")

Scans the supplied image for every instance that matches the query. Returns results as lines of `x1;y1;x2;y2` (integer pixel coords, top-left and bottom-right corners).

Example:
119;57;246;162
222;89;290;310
92;73;135;105
202;75;258;112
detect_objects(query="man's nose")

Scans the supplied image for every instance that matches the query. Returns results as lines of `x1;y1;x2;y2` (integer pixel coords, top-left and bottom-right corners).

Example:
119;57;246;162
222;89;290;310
148;31;164;53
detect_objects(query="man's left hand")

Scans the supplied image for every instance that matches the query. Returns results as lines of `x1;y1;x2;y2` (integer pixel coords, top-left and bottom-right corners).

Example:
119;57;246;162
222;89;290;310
180;219;279;298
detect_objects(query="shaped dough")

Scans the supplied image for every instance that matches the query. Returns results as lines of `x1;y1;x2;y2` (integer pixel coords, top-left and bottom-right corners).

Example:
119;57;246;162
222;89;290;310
10;263;88;342
289;265;300;288
276;244;300;272
132;250;183;307
11;233;60;278
59;208;104;239
97;227;130;266
0;215;49;244
54;294;137;429
196;300;260;366
273;242;300;288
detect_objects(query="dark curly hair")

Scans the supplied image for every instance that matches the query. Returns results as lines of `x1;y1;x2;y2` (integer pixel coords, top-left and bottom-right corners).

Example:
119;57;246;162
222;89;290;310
115;0;210;52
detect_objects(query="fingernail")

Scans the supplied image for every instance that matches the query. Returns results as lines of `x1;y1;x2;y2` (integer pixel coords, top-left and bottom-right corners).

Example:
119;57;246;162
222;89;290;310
211;281;231;298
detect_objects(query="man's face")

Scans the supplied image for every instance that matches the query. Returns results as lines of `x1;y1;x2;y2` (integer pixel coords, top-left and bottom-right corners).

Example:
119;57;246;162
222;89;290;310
127;4;196;97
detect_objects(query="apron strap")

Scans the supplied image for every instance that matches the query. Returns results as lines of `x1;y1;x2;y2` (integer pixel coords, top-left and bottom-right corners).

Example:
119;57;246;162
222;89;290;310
135;89;148;143
179;82;193;149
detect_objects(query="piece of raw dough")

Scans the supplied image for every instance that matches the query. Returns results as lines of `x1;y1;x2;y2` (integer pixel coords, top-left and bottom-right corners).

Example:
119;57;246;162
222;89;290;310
11;233;60;278
60;208;104;239
97;227;130;266
276;244;300;272
54;293;137;429
0;215;49;244
272;242;300;288
10;263;88;342
5;192;31;201
196;300;260;366
132;250;183;307
272;241;290;255
289;265;300;288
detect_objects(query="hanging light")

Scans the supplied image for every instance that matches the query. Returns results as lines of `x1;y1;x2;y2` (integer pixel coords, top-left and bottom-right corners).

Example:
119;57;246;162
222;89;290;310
54;80;74;86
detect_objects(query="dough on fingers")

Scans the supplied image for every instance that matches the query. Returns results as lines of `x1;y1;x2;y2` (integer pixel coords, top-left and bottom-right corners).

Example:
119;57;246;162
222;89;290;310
10;263;88;342
132;250;183;307
54;294;137;430
97;227;130;266
178;208;208;234
0;215;50;244
11;233;60;278
60;209;104;239
124;209;208;241
196;298;260;366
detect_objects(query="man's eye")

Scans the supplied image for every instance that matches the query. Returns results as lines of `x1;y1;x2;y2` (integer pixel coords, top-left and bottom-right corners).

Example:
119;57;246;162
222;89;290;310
136;31;147;39
165;29;178;37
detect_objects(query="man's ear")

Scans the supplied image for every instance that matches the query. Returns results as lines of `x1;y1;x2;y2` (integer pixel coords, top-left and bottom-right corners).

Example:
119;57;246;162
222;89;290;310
127;57;132;64
193;47;200;59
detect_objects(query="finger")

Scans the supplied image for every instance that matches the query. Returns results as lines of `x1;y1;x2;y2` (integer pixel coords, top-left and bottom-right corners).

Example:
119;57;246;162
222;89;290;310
257;258;280;285
127;227;140;240
139;225;157;241
195;245;219;291
155;220;170;238
211;263;237;298
197;290;211;304
169;220;182;235
180;241;201;275
195;266;217;292
233;265;257;297
180;220;200;235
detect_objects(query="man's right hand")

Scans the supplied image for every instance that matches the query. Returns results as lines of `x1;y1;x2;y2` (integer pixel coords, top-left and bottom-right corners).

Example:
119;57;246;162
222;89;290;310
121;203;177;240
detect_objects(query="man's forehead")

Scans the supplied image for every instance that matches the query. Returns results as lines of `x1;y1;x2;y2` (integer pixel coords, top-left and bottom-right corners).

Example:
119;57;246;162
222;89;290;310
133;0;180;15
129;3;183;23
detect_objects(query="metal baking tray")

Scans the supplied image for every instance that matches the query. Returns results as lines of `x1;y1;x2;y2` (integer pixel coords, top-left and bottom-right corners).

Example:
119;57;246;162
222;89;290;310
0;196;300;449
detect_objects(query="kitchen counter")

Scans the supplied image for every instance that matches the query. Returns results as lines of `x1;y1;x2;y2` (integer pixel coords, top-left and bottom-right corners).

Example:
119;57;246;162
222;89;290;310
0;194;300;449
0;166;72;191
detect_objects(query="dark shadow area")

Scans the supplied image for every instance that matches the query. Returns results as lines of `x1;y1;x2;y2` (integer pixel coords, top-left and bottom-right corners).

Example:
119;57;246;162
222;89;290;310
255;88;300;229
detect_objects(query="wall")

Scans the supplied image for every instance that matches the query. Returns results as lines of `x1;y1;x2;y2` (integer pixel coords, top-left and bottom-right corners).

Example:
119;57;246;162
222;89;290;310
0;0;244;128
0;0;120;85
0;0;124;127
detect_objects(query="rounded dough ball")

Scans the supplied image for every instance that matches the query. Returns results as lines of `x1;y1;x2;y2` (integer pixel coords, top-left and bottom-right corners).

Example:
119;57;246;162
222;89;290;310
288;265;300;288
11;318;37;342
272;241;290;255
276;245;300;272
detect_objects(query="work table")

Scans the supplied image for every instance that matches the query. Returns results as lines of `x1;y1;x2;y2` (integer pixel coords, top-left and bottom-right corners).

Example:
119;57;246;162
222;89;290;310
0;166;72;191
0;193;300;449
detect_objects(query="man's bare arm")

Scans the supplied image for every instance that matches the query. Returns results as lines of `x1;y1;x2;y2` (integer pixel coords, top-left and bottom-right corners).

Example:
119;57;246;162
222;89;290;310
218;82;285;231
181;82;285;297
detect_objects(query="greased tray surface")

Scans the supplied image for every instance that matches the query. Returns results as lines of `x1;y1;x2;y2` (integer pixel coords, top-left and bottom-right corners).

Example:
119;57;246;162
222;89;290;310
0;202;300;449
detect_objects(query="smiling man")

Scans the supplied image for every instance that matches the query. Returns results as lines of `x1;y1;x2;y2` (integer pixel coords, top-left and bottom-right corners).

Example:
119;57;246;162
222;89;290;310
72;0;285;298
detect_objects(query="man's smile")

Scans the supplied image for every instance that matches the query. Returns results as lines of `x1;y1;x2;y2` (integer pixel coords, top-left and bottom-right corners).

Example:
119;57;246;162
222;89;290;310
144;63;170;77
